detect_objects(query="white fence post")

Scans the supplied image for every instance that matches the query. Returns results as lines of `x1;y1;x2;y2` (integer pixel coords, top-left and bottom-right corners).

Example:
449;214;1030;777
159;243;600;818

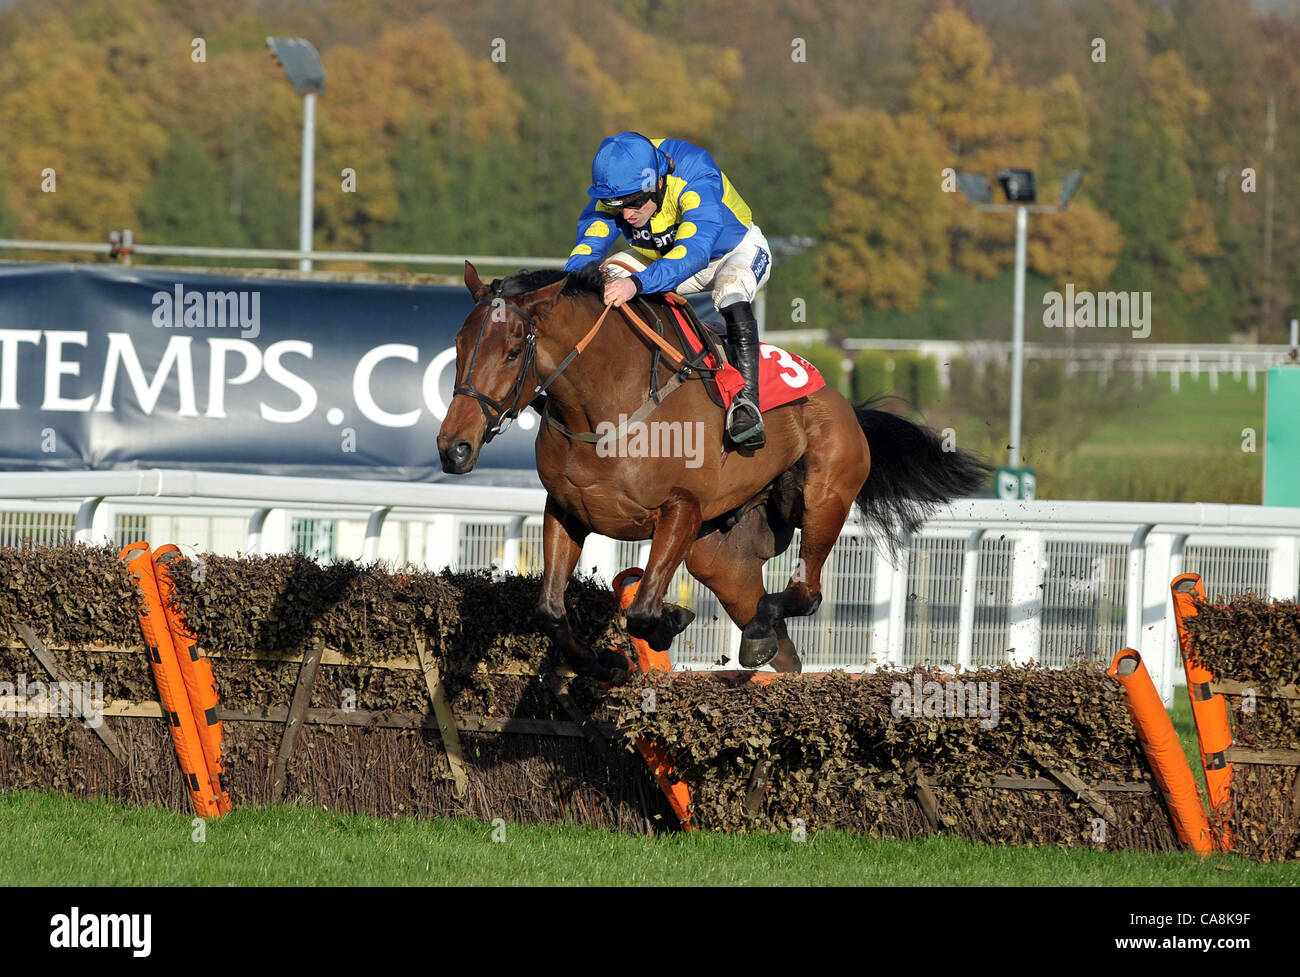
1140;532;1174;704
956;529;985;670
255;509;292;555
579;534;619;587
501;515;526;577
74;497;104;546
1007;531;1044;665
886;539;911;668
1268;535;1300;602
1124;524;1153;654
1163;533;1189;702
868;537;906;669
423;514;458;571
247;509;269;555
362;506;391;564
1269;535;1300;600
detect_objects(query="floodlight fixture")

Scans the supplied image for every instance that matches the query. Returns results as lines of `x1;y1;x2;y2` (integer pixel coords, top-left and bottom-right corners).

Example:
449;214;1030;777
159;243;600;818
1059;169;1084;210
955;172;993;205
267;37;326;96
997;168;1037;204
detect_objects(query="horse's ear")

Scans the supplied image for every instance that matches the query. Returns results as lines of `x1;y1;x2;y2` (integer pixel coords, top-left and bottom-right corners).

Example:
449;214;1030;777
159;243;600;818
523;275;569;319
464;261;491;302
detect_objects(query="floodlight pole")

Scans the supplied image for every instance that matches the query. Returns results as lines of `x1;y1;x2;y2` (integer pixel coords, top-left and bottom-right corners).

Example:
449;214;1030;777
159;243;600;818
267;37;325;273
1009;204;1027;468
299;92;317;272
955;168;1082;471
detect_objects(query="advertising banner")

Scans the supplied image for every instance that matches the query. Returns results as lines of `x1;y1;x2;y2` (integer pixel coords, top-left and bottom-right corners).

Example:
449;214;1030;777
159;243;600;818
0;263;548;486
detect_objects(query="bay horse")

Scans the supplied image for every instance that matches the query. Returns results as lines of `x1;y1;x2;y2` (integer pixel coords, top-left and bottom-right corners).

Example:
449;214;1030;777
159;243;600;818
438;261;991;681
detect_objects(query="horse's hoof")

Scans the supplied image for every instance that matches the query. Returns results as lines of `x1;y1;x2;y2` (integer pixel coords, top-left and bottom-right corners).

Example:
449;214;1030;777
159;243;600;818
739;633;779;669
629;604;696;652
770;644;803;674
596;646;632;674
652;603;695;650
562;645;628;683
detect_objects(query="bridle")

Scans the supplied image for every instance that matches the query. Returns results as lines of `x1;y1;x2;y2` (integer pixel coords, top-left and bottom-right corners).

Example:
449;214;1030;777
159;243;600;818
453;297;541;443
453;265;700;444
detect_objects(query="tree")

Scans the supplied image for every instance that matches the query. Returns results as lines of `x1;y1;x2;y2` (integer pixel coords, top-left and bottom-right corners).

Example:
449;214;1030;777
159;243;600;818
562;16;742;141
815;106;950;315
372;117;444;255
1027;203;1121;294
0;169;16;238
139;132;242;246
0;13;166;239
906;5;1044;280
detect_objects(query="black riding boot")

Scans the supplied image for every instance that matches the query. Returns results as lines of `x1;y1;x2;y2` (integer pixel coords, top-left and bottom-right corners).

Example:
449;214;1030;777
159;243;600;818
722;302;765;449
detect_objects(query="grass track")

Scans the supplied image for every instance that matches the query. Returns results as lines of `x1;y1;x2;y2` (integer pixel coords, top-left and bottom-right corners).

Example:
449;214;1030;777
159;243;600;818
1042;374;1264;502
0;691;1281;887
3;789;1296;886
2;695;1294;887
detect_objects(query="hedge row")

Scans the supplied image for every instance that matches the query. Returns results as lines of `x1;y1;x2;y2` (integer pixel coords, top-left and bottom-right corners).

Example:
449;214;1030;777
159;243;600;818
1185;596;1300;862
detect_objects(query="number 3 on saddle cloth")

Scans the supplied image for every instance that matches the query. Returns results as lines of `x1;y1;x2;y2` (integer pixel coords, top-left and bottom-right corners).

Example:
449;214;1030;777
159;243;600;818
660;295;826;413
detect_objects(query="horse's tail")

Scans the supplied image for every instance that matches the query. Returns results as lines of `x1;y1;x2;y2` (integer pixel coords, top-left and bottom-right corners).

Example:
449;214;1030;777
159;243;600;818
852;396;993;557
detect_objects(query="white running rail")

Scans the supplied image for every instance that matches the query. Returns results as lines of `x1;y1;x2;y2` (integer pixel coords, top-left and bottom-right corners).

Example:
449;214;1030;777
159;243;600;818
2;469;1297;706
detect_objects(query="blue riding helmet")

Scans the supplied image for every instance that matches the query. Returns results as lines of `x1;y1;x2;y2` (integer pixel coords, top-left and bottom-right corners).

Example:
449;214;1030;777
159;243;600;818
587;132;670;200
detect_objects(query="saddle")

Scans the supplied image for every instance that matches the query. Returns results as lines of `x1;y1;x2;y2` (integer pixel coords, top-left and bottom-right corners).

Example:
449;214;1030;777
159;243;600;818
629;291;733;411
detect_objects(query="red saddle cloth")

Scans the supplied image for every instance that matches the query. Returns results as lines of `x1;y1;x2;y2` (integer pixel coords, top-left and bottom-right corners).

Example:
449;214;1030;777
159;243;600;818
664;299;826;412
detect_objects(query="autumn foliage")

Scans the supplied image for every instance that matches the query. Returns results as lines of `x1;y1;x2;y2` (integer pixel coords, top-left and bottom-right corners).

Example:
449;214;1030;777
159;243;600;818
0;0;1295;339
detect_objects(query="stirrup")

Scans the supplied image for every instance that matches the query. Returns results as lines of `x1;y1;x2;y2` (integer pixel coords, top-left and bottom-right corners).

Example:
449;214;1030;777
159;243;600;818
726;400;765;448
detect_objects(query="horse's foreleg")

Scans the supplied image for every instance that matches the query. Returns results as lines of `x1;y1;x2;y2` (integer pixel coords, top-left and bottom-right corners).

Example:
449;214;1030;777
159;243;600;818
538;495;625;681
625;491;702;652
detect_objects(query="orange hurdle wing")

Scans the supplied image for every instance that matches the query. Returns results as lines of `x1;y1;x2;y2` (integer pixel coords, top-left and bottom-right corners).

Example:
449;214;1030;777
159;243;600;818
611;568;693;830
120;543;220;819
1108;649;1213;855
153;545;232;814
1169;573;1235;850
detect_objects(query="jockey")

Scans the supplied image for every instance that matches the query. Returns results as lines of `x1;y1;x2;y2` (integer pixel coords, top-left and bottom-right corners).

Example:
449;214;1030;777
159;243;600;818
563;132;772;450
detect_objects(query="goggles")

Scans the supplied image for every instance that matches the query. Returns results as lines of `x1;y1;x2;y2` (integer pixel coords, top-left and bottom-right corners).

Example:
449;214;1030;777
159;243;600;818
601;189;655;210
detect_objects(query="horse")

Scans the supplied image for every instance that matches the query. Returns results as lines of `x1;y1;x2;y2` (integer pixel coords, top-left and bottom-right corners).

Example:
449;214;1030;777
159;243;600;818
438;261;992;681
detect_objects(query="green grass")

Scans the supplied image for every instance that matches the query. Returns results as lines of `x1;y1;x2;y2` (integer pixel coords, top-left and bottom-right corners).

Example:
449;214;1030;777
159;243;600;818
1055;373;1264;502
939;372;1266;502
3;702;1294;887
1170;693;1206;795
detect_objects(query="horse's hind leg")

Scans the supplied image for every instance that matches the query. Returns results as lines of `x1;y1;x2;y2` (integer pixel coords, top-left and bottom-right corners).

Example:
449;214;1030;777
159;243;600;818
686;509;802;673
744;396;872;663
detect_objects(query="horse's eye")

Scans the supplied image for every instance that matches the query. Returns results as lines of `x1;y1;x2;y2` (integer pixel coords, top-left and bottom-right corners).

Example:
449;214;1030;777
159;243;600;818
506;347;523;361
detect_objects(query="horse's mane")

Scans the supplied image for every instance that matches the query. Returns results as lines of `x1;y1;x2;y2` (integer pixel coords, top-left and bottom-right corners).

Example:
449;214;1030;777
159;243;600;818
491;264;607;299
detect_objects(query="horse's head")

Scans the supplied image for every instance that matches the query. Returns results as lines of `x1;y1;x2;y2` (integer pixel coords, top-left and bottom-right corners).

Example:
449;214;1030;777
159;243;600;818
437;261;570;474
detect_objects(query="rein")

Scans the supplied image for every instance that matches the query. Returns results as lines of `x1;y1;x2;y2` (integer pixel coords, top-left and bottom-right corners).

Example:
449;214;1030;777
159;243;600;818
457;260;713;445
